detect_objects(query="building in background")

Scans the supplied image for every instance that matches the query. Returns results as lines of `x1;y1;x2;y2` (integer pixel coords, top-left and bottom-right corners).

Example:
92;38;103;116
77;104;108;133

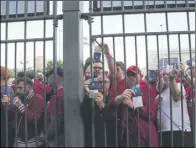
35;56;44;71
148;49;195;69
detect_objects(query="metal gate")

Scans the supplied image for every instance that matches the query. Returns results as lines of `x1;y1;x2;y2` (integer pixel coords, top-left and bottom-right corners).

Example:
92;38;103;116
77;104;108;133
81;1;196;148
0;0;196;147
0;1;61;147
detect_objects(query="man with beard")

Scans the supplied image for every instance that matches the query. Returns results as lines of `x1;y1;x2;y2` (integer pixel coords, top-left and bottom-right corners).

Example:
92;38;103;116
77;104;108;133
12;77;45;147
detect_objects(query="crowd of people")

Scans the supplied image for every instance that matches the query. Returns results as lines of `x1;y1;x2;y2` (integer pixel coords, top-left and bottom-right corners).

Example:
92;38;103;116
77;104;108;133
1;44;195;147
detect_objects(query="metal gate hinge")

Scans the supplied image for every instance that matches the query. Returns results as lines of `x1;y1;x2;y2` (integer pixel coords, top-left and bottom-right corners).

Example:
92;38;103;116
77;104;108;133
80;14;94;23
53;17;59;27
53;15;63;27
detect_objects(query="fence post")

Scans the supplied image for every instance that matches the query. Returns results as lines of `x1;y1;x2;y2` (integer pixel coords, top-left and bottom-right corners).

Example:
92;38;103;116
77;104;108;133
62;1;84;147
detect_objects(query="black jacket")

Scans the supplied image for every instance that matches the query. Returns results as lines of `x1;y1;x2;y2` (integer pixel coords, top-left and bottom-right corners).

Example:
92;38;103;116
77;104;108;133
81;94;117;147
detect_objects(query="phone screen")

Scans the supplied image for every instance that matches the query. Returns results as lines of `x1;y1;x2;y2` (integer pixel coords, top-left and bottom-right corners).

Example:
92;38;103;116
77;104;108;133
149;70;158;81
130;85;142;97
89;81;99;90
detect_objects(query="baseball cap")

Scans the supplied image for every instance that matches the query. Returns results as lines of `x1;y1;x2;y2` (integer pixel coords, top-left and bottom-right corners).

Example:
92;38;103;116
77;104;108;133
126;65;142;76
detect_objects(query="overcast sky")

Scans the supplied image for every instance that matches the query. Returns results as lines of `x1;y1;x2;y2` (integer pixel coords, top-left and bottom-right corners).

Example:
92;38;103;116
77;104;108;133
0;1;195;72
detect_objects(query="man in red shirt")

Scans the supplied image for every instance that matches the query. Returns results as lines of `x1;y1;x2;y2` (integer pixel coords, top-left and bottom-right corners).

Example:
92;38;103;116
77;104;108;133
115;65;158;147
46;67;64;147
13;77;45;147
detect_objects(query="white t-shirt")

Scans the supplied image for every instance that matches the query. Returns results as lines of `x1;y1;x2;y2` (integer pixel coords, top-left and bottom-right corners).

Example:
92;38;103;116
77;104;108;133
157;82;191;132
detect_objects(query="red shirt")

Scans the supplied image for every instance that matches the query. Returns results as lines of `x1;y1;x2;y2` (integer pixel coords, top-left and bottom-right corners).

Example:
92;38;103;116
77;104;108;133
185;85;195;125
150;82;158;101
108;79;126;105
120;80;158;147
47;88;64;117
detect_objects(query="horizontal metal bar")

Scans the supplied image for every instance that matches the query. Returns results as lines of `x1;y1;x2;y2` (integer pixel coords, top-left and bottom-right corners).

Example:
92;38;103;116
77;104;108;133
1;37;54;43
82;7;195;16
91;31;195;38
0;14;63;23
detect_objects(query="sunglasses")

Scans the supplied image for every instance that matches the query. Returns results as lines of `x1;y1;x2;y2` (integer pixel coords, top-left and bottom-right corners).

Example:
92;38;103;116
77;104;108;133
93;66;102;70
127;71;137;77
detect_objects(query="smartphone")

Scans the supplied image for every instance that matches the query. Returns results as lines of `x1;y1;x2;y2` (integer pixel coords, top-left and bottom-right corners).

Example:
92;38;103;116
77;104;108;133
89;79;99;99
149;70;158;81
94;46;102;62
130;85;142;97
89;78;99;90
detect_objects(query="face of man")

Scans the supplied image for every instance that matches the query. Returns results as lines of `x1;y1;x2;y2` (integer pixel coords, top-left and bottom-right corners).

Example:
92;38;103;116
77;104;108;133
93;62;103;78
15;81;31;96
97;75;110;94
126;71;141;88
116;65;124;80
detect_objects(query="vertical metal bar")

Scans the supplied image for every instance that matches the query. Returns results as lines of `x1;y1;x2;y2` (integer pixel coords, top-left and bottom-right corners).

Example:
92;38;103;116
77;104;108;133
62;1;84;147
135;36;140;148
33;41;38;147
122;13;129;147
5;0;9;147
43;1;48;146
185;0;188;7
144;12;151;147
89;1;95;147
111;0;113;11
178;34;184;147
16;0;18;18
100;10;107;148
14;42;18;148
112;37;118;148
175;0;177;8
153;0;156;8
194;4;196;146
186;11;195;147
100;1;103;12
121;1;124;10
34;0;37;16
156;35;162;147
133;0;135;9
165;11;173;147
52;1;58;146
24;0;28;147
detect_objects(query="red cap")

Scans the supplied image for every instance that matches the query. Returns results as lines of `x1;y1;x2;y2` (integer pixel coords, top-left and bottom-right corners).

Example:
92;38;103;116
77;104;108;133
127;65;142;76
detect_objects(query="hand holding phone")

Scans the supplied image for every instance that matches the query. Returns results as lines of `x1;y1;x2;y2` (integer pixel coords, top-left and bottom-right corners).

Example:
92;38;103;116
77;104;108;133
130;85;142;97
89;79;99;99
130;85;143;108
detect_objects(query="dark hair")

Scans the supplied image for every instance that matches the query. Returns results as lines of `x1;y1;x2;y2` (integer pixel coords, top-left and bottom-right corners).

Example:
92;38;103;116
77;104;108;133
26;70;36;79
83;57;103;73
46;67;63;77
17;71;24;78
16;77;33;87
116;61;125;72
